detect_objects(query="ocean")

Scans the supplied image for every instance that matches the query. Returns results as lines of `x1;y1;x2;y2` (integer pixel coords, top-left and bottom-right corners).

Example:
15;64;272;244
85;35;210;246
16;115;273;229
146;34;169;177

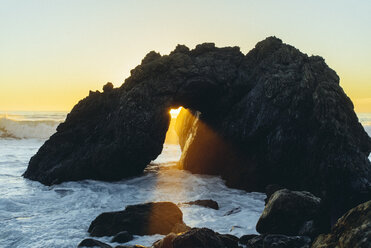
0;111;370;248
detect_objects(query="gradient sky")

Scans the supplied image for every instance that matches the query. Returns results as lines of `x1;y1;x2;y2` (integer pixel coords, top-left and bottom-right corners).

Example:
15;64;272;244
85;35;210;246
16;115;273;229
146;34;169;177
1;0;370;111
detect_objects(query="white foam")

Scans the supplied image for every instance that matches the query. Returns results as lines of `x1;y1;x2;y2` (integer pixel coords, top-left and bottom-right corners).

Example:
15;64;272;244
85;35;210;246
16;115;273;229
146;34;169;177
0;142;265;248
0;117;61;139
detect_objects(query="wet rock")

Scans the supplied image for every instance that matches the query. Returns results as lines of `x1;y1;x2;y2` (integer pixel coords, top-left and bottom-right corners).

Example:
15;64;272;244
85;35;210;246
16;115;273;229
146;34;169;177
245;235;264;248
88;202;188;237
244;235;311;248
111;231;133;243
115;246;148;248
239;234;258;245
182;199;219;210
24;37;371;222
264;184;284;204
256;189;321;235
263;235;311;248
218;234;239;248
312;200;371;248
298;220;318;238
78;238;112;248
153;228;239;248
153;233;177;248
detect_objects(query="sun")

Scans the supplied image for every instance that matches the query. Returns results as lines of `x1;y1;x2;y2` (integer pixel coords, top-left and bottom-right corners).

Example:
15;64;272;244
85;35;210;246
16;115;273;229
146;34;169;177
169;107;182;118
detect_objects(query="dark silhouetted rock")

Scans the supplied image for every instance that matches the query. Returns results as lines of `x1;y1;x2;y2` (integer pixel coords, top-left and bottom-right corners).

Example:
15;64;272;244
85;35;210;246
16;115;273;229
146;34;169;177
78;238;112;248
115;246;149;248
153;228;239;248
263;235;311;248
312;200;371;248
264;184;284;204
24;37;371;223
182;199;219;210
256;189;321;235
244;235;311;248
239;234;258;245
88;202;188;237
103;82;114;92
218;234;239;248
111;231;133;243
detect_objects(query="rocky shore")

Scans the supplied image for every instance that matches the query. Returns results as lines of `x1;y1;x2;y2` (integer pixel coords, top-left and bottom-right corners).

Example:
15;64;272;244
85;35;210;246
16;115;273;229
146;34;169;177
77;195;371;247
22;37;371;247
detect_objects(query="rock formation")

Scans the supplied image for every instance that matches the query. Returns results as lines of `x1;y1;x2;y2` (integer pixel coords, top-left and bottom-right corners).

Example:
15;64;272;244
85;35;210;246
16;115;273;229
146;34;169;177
153;228;239;248
88;202;189;237
256;189;321;236
24;37;371;220
312;200;371;248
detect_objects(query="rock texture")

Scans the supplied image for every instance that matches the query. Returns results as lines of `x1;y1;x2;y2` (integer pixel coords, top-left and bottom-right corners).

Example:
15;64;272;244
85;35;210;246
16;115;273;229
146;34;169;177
88;202;188;237
78;239;112;248
242;234;311;248
111;231;133;244
24;37;371;219
153;228;239;248
312;200;371;248
256;189;321;235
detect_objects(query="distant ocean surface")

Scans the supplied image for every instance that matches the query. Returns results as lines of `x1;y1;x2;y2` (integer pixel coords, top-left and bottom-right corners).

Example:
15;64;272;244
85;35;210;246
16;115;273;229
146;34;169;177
0;111;370;248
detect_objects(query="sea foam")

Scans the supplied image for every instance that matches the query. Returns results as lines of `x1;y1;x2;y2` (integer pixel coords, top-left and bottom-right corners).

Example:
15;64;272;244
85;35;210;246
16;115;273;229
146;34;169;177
0;117;61;139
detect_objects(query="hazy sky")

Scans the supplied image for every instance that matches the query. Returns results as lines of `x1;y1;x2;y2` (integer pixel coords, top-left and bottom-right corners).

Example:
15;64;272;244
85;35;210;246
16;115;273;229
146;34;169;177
1;0;370;111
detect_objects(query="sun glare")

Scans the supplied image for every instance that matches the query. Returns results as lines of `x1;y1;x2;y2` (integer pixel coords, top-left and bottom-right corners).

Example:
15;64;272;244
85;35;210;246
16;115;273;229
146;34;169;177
169;107;182;119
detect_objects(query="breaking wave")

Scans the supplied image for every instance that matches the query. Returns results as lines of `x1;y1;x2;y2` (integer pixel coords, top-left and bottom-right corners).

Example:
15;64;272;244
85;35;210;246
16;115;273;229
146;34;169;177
0;117;61;139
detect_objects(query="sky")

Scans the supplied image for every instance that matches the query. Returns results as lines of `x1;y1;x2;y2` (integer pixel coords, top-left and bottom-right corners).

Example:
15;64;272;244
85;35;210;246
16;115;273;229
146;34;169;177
0;0;370;112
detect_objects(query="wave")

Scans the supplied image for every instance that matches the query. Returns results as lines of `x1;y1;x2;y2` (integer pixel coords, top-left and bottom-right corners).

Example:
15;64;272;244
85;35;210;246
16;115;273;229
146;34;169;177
0;117;61;139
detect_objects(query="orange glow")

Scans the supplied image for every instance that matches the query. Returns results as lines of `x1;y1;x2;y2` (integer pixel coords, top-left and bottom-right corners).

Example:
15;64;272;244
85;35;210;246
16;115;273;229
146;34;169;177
169;107;183;119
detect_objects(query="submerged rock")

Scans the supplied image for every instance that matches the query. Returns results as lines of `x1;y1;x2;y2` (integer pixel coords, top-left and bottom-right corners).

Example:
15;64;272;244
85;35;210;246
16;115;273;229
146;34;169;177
256;189;321;235
24;37;371;221
153;228;239;248
78;238;112;248
181;199;219;210
88;202;188;237
312;200;371;248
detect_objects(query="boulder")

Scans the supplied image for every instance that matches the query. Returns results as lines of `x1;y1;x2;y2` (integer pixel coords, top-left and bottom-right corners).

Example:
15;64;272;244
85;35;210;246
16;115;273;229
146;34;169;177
244;235;311;248
78;239;112;248
24;37;371;220
256;189;321;235
153;228;239;248
88;202;188;237
312;200;371;248
181;199;219;210
111;231;133;243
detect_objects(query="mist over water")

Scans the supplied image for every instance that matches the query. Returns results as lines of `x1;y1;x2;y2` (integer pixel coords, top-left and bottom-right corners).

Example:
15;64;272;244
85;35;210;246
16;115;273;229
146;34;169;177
0;111;370;247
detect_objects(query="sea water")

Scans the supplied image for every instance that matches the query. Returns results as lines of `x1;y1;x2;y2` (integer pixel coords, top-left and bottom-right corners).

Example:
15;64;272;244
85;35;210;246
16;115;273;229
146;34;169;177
0;111;370;248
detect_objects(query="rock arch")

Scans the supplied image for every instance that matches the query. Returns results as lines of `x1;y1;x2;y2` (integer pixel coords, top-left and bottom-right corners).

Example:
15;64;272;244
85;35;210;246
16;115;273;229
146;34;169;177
24;37;370;215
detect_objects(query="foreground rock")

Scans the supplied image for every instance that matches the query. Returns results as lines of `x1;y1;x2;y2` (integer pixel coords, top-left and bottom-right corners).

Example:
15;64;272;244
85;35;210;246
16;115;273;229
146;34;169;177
153;228;239;248
242;234;311;248
256;189;321;236
111;231;133;243
78;239;112;248
88;202;189;237
24;37;371;220
312;200;371;248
